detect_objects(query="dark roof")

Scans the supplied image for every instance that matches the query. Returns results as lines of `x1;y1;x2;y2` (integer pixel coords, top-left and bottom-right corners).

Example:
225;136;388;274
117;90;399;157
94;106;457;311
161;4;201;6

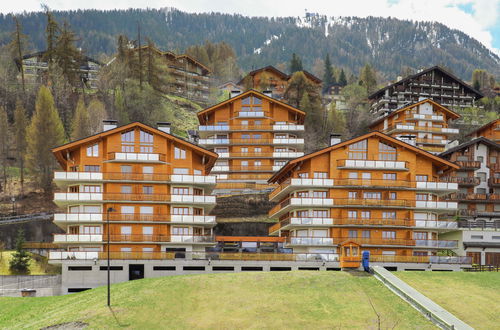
299;70;322;84
466;119;500;137
439;137;500;157
14;50;103;69
237;66;323;86
369;65;484;100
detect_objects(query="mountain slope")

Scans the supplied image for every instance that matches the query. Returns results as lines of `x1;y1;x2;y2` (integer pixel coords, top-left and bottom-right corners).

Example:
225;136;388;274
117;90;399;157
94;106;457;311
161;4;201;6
0;8;498;80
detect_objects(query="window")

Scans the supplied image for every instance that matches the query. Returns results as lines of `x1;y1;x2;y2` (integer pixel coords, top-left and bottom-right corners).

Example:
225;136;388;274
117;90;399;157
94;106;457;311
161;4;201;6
362;173;371;180
143;186;153;194
121;165;132;173
194;169;202;175
121;226;132;235
298;172;309;178
382;231;396;239
313;191;327;198
361;211;370;219
388;192;397;200
314;172;328;179
348;230;358;238
172;227;189;235
142;166;153;174
241;120;248;126
143;227;153;235
173;168;189;174
348;140;367;159
84;165;100;172
471;235;483;239
413;251;428;256
382;251;396;256
413;232;428;240
174;147;186;159
416;175;428;182
173;187;189;195
86;144;99;157
140;130;153;143
348;211;357;219
241;161;249;167
140;206;153;214
121;185;132;194
241;134;250;139
383;173;396;180
379;142;397;161
296;191;309;197
362;230;371;238
348;191;358;199
241;147;248;153
82;185;101;193
121;206;135;214
121;131;134;142
275;160;286;166
416;193;428;201
254;147;262;153
254;120;262;126
121;247;132;252
172;207;190;215
348;172;358;179
193;208;203;215
83;206;101;214
382;212;396;219
363;192;381;199
82;226;101;234
252;134;262;139
254;160;262;167
311;210;328;217
143;247;154;252
193;188;203;196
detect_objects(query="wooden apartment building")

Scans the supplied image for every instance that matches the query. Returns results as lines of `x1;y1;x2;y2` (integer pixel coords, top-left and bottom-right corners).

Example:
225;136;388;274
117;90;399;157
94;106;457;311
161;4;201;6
49;121;218;263
466;118;500;143
267;131;461;264
369;98;460;154
369;66;483;116
197;90;306;194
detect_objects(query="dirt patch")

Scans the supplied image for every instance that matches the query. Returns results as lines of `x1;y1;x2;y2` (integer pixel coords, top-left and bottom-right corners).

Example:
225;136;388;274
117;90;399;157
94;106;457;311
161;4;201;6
41;321;88;330
211;194;275;218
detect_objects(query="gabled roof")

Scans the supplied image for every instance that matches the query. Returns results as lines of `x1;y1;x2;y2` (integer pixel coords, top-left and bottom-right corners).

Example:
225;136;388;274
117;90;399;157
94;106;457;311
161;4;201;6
369;65;484;100
196;89;306;123
269;131;459;183
52;122;218;169
369;98;461;128
440;137;500;157
237;66;323;86
298;70;322;84
466;119;500;137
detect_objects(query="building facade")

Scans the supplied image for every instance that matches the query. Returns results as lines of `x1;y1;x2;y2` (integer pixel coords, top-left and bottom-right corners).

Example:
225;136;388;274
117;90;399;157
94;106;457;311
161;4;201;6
49;121;219;268
267;132;464;266
439;137;500;266
369;66;483;116
467;119;500;143
197;90;306;194
369;99;460;154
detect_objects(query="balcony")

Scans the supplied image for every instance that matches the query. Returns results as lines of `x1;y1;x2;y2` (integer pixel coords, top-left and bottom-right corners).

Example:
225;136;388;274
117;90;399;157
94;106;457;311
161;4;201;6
272;152;304;158
455;160;481;170
411;114;444;121
54;171;103;183
49;251;99;260
443;193;500;202
414;181;458;193
415;138;449;145
414;220;458;230
285;237;335;247
458;220;500;229
218;152;304;159
272;124;305;131
269;197;334;217
107;152;166;163
198;138;230;145
269;178;335;201
370;255;471;264
387;124;459;135
440;176;480;186
237;111;267;118
53;234;103;243
54;193;215;205
169;215;216;225
489;177;500;187
213;165;280;173
170;194;216;205
272;138;305;145
53;213;175;223
198;125;231;132
168;235;215;244
337;159;408;170
336;237;458;248
170;174;216;186
414;200;458;211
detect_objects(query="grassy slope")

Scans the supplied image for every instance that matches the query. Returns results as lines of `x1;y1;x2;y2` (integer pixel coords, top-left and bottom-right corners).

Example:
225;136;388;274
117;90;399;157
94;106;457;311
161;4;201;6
0;251;60;275
0;271;433;329
396;272;500;330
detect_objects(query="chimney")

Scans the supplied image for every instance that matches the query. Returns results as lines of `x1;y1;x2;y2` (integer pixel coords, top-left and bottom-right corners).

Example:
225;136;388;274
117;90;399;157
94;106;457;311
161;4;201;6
330;134;342;146
445;140;459;151
230;90;242;98
102;120;118;131
263;90;273;98
157;122;171;134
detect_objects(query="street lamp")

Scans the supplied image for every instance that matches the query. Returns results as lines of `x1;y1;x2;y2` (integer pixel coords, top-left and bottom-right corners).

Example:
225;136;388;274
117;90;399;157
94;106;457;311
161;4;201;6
106;207;116;307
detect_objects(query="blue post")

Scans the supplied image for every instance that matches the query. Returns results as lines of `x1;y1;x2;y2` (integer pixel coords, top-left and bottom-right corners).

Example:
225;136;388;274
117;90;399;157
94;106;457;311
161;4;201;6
362;251;370;272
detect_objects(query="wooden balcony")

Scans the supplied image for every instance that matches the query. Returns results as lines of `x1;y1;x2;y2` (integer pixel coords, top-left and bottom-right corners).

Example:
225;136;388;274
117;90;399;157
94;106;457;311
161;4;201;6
489;177;500;187
441;176;480;186
444;193;500;202
54;172;215;185
337;159;408;170
108;234;215;244
54;193;216;205
455;160;481;170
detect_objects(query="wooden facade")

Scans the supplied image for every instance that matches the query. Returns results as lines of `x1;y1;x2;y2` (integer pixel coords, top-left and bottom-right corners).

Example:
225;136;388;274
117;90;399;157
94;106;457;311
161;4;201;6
197;90;305;194
51;122;218;260
369;98;460;154
267;131;460;260
467;119;500;143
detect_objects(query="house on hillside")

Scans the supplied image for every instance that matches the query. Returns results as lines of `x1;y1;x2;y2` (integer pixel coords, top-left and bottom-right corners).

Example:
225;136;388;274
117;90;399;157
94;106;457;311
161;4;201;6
466;118;500;143
369;66;484;117
14;50;102;89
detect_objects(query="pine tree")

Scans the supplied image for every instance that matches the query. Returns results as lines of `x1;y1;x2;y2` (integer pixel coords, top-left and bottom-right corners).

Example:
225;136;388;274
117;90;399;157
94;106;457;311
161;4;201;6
13;100;28;196
26;86;66;191
9;229;30;275
43;9;59;66
322;54;335;93
359;64;377;95
87;99;108;135
338;69;347;87
12;17;26;95
55;21;81;86
289;53;303;73
0;107;9;191
71;97;91;140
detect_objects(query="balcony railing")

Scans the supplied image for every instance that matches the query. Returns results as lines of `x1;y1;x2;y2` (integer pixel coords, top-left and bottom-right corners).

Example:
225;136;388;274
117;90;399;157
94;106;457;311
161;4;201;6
54;193;216;204
410;114;444;121
53;234;103;243
387;124;459;134
370;255;471;264
237;111;267;118
197;124;304;132
458;220;500;229
455;160;481;170
489;178;500;186
107;234;215;243
285;237;335;246
415;138;449;145
170;215;216;224
440;176;480;185
198;138;230;145
269;178;334;200
337;159;408;170
335;237;458;248
269;197;334;217
107;152;166;162
54;172;215;184
53;213;215;223
443;193;500;201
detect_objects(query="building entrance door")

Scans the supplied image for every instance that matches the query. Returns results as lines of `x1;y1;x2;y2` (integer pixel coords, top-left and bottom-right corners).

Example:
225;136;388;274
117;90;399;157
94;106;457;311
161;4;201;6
129;264;145;280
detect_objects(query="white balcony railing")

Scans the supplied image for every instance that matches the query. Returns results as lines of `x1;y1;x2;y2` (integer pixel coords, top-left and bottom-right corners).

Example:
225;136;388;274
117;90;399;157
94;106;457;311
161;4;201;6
54;172;103;181
340;160;407;170
272;152;304;158
272;138;305;145
170;195;216;204
49;251;99;260
54;192;103;202
412;114;444;121
289;217;334;226
211;166;230;172
170;175;216;185
169;235;215;244
238;111;265;117
415;201;458;210
54;213;103;222
170;215;216;224
198;139;230;145
287;237;334;246
272;124;305;131
53;234;103;243
415;182;458;191
198;125;230;131
216;152;230;158
415;220;458;229
110;153;163;162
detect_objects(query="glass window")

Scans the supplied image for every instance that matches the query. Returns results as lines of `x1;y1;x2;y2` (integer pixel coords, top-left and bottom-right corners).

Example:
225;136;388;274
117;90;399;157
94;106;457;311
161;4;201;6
298;172;309;178
348;172;358;179
254;160;262;167
121;247;132;252
314;172;328;179
121;185;132;194
121;226;132;235
84;165;100;172
121;206;135;214
142;166;153;174
413;232;428;240
241;161;249;167
362;173;371;179
362;230;371;238
173;187;189;195
83;205;101;214
143;186;153;194
140;206;153;214
379;142;397;160
254;147;262;153
121;165;132;173
142;227;153;235
173;207;189;215
121;131;134;143
348;140;367;159
363;192;381;199
241;147;248;153
173;168;189;174
174;147;186;159
296;191;309;197
382;231;396;239
361;211;370;219
140;130;153;143
143;247;153;252
241;134;250;139
348;230;358;238
86;144;99;157
172;227;189;235
311;210;328;217
348;191;358;199
416;175;428;182
388;192;397;200
82;185;101;193
382;212;396;219
313;191;327;198
348;210;357;218
383;173;396;180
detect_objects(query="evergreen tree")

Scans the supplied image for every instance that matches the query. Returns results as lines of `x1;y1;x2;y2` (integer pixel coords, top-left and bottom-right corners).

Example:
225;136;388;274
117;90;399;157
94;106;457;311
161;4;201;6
285;71;320;108
11;17;27;95
322;54;335;93
43;9;59;65
289;53;303;73
9;229;30;275
70;97;91;140
55;21;81;86
26;86;66;191
114;87;129;124
359;64;377;95
300;91;325;151
0;107;9;191
87;99;108;135
326;102;347;136
13;100;28;196
338;69;347;87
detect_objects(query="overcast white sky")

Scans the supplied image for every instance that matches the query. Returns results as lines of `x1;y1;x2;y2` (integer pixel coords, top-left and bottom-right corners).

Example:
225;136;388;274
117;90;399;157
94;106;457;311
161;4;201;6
2;0;499;55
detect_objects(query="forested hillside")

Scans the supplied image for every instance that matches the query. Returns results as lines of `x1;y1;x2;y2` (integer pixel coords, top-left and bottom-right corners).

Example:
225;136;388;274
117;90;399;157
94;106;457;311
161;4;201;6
0;8;498;80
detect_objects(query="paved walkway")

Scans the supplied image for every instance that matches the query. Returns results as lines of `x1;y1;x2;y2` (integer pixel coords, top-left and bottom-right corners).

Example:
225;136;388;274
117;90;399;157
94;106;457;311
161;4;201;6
372;266;473;330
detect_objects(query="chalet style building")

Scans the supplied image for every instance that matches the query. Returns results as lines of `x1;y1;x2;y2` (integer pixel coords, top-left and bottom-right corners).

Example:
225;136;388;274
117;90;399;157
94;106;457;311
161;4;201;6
237;66;322;98
129;46;212;103
49;121;218;291
439;137;500;266
369;98;460;154
369;66;484;116
467;118;500;143
15;50;102;89
267;131;464;267
197;90;306;194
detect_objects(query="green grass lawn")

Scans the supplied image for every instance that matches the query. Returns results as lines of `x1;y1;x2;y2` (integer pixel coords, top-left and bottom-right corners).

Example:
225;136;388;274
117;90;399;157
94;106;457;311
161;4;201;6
0;271;433;329
0;251;60;275
396;271;500;329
